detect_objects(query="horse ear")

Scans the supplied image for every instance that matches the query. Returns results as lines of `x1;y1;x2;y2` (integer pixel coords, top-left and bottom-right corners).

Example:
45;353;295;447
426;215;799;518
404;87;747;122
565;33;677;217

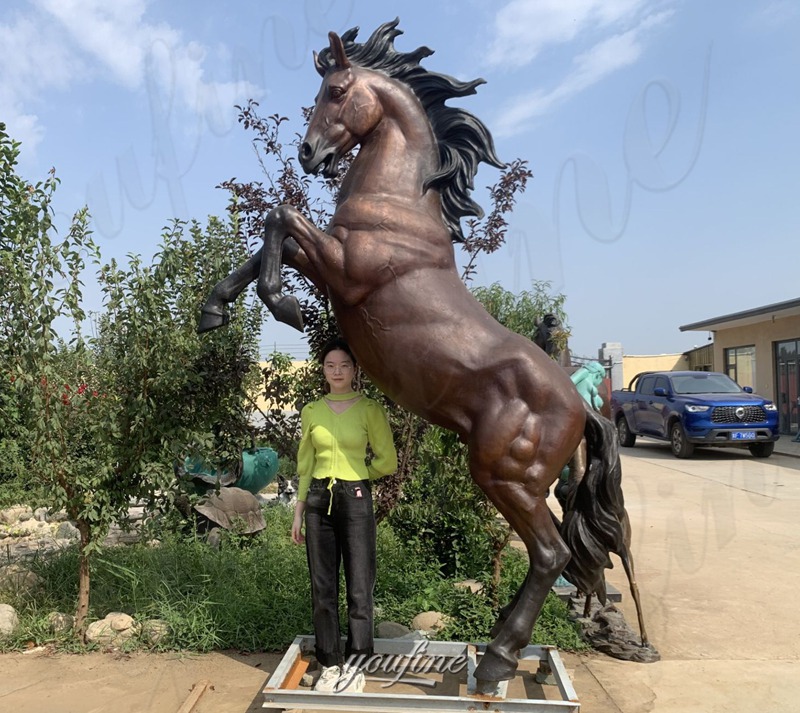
328;31;351;70
313;50;325;77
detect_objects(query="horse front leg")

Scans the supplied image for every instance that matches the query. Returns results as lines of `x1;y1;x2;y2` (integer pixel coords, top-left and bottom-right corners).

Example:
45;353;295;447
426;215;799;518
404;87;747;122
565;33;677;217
256;204;341;332
198;214;327;333
199;250;262;332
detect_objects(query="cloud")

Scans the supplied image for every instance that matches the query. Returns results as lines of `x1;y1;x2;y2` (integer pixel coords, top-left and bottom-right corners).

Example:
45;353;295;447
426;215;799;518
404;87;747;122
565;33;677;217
487;0;649;68
749;0;800;29
0;11;85;152
0;0;261;152
490;5;673;136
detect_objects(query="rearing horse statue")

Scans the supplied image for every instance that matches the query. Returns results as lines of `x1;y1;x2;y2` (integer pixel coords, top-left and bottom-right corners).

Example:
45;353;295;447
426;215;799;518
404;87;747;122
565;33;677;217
200;20;646;688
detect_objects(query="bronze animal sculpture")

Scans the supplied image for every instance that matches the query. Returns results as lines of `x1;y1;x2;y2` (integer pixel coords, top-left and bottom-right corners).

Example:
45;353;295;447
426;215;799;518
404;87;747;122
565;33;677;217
199;20;647;687
533;313;571;367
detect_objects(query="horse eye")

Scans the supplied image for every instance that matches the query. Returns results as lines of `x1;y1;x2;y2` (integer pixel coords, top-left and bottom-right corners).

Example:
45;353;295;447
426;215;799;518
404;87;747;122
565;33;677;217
329;86;345;100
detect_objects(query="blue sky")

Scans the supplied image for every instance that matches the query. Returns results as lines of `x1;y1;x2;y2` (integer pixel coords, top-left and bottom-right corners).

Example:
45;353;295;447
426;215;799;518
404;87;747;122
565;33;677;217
2;0;798;359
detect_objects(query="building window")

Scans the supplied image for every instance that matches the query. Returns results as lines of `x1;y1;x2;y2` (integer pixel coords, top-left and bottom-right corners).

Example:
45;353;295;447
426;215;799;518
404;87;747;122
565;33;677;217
774;339;799;436
725;345;755;388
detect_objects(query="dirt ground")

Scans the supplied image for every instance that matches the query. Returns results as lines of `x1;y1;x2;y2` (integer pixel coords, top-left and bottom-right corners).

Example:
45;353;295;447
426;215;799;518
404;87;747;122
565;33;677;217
0;648;282;713
0;646;609;713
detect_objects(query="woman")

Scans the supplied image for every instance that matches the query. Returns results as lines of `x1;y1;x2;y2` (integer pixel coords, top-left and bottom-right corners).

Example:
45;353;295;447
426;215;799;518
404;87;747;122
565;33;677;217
291;337;398;693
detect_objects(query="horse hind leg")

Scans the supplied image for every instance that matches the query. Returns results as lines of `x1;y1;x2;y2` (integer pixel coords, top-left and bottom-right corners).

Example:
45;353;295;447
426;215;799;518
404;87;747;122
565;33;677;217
489;439;587;640
488;502;562;639
478;491;570;685
469;406;579;686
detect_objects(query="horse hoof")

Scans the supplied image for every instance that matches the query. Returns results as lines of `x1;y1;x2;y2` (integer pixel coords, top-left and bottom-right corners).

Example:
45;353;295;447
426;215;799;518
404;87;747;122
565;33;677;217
473;678;503;697
474;648;517;683
272;295;304;332
198;307;229;333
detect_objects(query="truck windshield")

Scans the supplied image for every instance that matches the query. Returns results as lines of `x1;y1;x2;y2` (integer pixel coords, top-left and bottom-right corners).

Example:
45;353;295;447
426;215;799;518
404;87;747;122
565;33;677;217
670;373;743;394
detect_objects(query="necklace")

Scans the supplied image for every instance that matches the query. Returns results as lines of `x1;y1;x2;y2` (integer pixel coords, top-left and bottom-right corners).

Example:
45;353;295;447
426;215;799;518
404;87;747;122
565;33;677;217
325;391;358;401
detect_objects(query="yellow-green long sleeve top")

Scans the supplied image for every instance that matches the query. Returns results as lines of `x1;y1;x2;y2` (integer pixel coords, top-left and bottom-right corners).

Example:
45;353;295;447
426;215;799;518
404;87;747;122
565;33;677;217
296;395;398;502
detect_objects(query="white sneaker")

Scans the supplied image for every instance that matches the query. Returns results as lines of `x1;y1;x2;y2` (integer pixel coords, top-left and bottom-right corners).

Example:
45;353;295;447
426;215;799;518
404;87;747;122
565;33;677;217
314;665;342;692
335;663;365;693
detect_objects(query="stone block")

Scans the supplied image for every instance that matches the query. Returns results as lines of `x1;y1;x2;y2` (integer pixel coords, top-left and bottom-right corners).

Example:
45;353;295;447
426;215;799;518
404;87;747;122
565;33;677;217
55;521;80;541
377;620;412;638
0;564;42;595
141;618;170;645
411;610;449;633
0;603;19;636
0;506;33;525
48;612;74;634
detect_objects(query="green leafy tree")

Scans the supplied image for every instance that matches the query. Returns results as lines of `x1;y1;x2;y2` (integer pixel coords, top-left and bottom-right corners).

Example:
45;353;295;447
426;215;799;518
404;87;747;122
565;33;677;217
0;123;262;636
388;427;508;580
473;280;571;353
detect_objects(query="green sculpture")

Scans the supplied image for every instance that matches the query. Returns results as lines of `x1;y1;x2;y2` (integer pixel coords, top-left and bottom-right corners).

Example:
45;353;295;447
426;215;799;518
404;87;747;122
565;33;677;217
571;361;606;412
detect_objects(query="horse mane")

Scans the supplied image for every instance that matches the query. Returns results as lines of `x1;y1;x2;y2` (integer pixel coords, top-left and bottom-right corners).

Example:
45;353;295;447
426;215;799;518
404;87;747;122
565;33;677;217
315;19;505;242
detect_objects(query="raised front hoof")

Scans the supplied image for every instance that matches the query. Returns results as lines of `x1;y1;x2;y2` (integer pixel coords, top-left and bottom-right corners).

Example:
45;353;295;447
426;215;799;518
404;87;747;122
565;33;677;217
474;648;517;683
197;307;229;333
270;295;304;332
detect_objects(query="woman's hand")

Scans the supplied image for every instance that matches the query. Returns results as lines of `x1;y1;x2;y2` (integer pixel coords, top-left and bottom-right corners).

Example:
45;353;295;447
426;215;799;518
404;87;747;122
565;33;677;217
291;500;307;544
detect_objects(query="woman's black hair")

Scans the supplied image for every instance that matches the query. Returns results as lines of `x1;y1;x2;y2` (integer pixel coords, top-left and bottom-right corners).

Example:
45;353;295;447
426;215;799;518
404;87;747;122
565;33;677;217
318;336;357;365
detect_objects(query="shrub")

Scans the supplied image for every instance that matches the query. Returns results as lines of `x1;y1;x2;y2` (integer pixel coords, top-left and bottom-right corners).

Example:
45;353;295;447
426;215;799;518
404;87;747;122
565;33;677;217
2;508;586;653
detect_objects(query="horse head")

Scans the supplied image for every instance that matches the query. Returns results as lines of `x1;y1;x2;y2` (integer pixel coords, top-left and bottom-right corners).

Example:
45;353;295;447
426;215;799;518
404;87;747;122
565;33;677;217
299;32;384;178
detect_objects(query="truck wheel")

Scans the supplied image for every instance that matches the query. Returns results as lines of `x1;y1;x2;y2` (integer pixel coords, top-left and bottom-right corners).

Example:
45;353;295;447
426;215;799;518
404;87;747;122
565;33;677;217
670;422;694;458
748;442;774;458
616;417;636;447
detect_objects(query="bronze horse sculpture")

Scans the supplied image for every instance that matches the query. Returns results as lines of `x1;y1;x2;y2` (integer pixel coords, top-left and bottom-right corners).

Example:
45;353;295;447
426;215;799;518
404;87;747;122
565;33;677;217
200;20;648;687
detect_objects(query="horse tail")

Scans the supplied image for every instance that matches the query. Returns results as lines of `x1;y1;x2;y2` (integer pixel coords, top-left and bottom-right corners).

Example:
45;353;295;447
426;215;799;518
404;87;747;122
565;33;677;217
560;401;627;604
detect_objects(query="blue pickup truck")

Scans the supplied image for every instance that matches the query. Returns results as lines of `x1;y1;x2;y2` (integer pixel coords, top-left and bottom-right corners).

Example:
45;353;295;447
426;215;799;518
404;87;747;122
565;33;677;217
610;371;780;458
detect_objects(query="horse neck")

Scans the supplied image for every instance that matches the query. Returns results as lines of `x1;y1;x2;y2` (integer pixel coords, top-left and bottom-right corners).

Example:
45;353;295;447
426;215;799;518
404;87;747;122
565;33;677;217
339;82;439;203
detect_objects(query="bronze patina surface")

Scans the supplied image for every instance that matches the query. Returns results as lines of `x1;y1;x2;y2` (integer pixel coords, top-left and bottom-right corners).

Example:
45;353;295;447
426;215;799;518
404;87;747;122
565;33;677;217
200;20;650;685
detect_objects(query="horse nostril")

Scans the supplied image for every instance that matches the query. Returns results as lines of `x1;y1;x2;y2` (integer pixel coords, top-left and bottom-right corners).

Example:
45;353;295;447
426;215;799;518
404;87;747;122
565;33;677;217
300;142;312;161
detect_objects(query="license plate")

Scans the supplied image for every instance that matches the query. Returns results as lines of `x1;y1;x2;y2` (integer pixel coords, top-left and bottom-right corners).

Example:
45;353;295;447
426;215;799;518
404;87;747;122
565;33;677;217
731;431;757;440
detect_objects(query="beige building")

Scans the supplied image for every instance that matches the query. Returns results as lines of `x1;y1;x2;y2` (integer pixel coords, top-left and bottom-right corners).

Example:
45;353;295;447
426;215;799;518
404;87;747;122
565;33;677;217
620;353;684;389
253;360;308;413
680;297;800;437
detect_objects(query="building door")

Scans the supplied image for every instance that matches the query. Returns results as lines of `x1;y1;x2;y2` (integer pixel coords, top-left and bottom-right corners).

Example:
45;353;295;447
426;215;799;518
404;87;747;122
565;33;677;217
775;339;799;436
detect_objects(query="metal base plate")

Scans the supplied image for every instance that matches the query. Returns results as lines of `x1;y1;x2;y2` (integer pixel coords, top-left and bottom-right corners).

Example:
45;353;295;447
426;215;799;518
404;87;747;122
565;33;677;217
263;636;580;712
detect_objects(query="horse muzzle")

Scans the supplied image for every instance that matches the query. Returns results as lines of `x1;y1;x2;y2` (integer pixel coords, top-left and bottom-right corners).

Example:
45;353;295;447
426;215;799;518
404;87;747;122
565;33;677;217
299;140;339;178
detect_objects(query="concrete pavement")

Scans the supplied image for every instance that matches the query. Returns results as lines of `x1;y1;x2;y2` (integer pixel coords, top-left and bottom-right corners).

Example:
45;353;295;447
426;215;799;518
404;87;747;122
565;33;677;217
774;433;800;458
562;442;800;712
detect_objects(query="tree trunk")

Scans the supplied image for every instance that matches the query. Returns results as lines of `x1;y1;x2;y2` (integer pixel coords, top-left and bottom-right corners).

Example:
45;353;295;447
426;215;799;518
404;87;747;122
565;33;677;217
74;519;91;640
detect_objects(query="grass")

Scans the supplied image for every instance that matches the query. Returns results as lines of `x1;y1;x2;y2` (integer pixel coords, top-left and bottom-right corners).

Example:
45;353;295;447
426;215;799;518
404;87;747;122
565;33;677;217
0;505;587;653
